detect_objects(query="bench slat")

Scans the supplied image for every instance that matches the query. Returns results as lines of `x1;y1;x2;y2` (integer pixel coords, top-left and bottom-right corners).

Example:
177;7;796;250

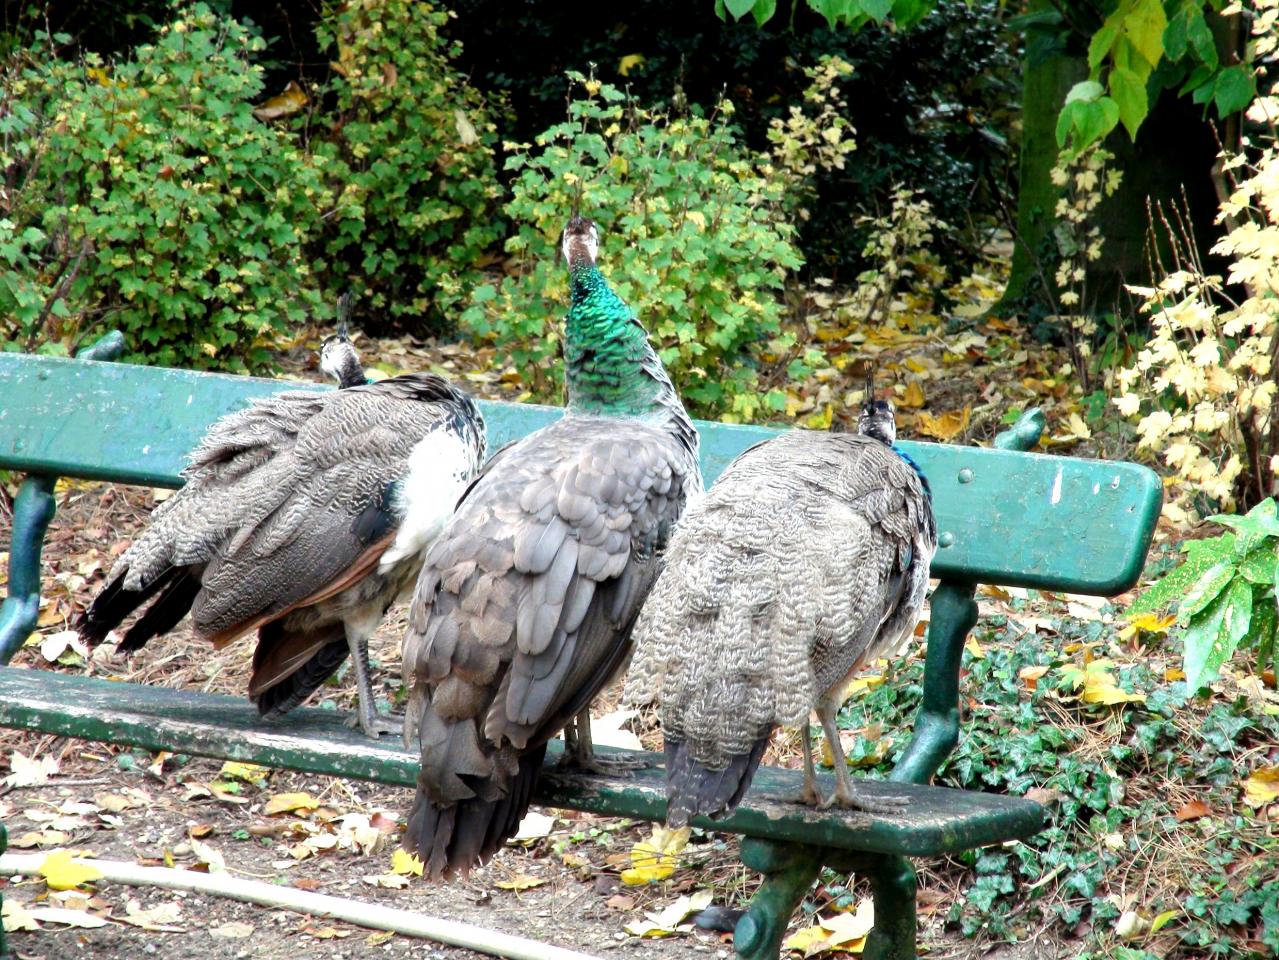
0;354;1160;593
0;666;1042;858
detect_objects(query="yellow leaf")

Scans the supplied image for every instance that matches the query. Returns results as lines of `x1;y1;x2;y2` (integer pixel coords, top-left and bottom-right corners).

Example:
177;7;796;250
495;874;546;891
219;761;268;787
263;792;320;816
1018;665;1050;691
252;81;307;121
618;54;646;76
454;109;478;145
1242;765;1279;807
821;899;874;948
39;850;103;891
2;899;40;932
620;825;689;886
783;925;832;955
915;407;971;441
843;674;885;699
964;636;986;659
899;381;926;409
1117;612;1176;641
390;848;424;877
624;889;712;937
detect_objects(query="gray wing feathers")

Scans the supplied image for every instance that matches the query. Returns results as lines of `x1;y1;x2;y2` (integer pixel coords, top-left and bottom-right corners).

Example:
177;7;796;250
404;418;695;803
113;379;472;638
625;431;937;771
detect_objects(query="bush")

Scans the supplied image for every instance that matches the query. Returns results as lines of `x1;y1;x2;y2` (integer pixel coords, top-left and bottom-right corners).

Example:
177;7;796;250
461;67;854;419
0;3;329;370
308;0;503;331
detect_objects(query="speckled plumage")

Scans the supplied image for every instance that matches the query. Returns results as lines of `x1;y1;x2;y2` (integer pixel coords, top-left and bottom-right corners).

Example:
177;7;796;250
625;419;936;826
78;372;485;735
401;217;700;878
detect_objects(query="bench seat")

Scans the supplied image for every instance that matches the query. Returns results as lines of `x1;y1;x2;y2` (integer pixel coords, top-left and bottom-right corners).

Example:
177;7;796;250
0;666;1046;859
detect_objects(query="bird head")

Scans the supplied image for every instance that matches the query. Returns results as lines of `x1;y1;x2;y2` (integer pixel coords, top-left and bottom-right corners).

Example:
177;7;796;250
858;368;897;445
560;215;600;269
320;293;364;386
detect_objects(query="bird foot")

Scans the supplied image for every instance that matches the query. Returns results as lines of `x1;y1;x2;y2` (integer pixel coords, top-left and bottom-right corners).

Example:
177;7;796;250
824;781;911;815
345;710;404;738
560;750;650;776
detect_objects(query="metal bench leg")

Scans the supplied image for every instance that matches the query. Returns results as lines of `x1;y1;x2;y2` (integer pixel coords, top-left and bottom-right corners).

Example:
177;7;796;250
889;579;976;785
863;855;918;960
0;474;58;665
0;822;9;959
735;838;823;960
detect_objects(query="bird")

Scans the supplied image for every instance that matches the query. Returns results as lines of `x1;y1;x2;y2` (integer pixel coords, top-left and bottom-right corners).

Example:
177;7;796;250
624;385;936;827
319;293;368;389
400;215;701;879
77;320;486;737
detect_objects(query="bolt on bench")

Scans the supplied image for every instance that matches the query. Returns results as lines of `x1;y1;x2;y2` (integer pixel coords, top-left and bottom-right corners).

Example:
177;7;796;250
0;339;1161;960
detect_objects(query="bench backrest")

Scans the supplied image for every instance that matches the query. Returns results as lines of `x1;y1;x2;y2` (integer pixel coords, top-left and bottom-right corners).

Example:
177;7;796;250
0;353;1161;595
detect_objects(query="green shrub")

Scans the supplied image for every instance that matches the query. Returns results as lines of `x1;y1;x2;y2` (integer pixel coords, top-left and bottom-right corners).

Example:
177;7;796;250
462;72;819;419
309;0;502;330
0;3;329;370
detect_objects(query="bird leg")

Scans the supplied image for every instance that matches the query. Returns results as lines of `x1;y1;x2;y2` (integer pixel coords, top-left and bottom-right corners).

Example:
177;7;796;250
815;696;910;814
799;724;824;807
559;708;649;775
343;625;403;738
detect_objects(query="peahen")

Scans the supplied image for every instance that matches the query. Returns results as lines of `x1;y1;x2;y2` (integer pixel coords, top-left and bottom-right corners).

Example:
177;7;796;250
319;293;368;389
77;320;486;737
400;215;701;879
624;390;936;826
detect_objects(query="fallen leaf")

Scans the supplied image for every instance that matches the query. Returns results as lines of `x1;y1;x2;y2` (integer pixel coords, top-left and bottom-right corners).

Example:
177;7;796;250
367;930;396;946
190;837;225;872
1174;799;1211;822
588;709;644;751
211;920;254;939
783;900;875;956
624;889;712;937
10;830;69;848
495;874;546;891
1242;766;1279;807
1118;612;1176;641
263;792;320;816
390;848;424;877
915;407;971;441
899;381;926;408
512;810;555;842
1150;909;1177;934
219;761;269;787
4;750;59;787
964;635;986;659
620;825;689;886
1024;787;1061;807
2;900;40;932
362;873;410;889
39;850;103;890
40;629;87;663
120;899;184;931
304;924;349;939
24;906;107;928
606;894;636;911
1019;665;1050;691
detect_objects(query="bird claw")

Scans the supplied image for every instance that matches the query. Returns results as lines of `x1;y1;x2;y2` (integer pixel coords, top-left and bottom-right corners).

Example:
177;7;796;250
827;783;911;815
561;751;650;777
345;710;404;738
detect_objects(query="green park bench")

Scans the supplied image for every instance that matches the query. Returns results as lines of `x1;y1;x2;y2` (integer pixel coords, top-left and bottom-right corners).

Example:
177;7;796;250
0;336;1161;960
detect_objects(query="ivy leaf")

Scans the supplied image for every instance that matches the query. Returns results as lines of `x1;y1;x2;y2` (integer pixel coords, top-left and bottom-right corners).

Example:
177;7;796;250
1109;65;1148;138
1183;577;1252;692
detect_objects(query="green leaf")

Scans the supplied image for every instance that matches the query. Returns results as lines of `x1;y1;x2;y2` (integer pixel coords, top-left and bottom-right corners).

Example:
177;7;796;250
1125;0;1168;68
858;0;894;21
1239;545;1279;585
1183;577;1252;691
724;0;757;19
1186;8;1218;68
1181;560;1238;623
1065;80;1105;104
1089;20;1119;72
1251;591;1276;675
1162;2;1192;61
1109;65;1148;138
751;0;778;25
1212;64;1256;117
890;0;933;29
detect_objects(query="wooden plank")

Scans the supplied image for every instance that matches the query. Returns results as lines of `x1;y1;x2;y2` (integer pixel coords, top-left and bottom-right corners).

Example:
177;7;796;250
0;666;1044;858
0;353;1161;593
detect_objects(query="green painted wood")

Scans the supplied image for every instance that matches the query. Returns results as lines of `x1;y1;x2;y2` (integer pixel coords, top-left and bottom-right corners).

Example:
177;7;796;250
0;353;1160;594
0;475;57;663
0;666;1045;858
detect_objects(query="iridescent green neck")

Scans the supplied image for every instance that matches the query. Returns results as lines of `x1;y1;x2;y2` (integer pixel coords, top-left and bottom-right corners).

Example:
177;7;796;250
564;263;665;417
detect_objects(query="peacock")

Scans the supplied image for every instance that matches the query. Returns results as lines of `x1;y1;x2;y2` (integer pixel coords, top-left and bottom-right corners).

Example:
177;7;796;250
400;215;701;879
77;319;486;737
624;388;936;826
